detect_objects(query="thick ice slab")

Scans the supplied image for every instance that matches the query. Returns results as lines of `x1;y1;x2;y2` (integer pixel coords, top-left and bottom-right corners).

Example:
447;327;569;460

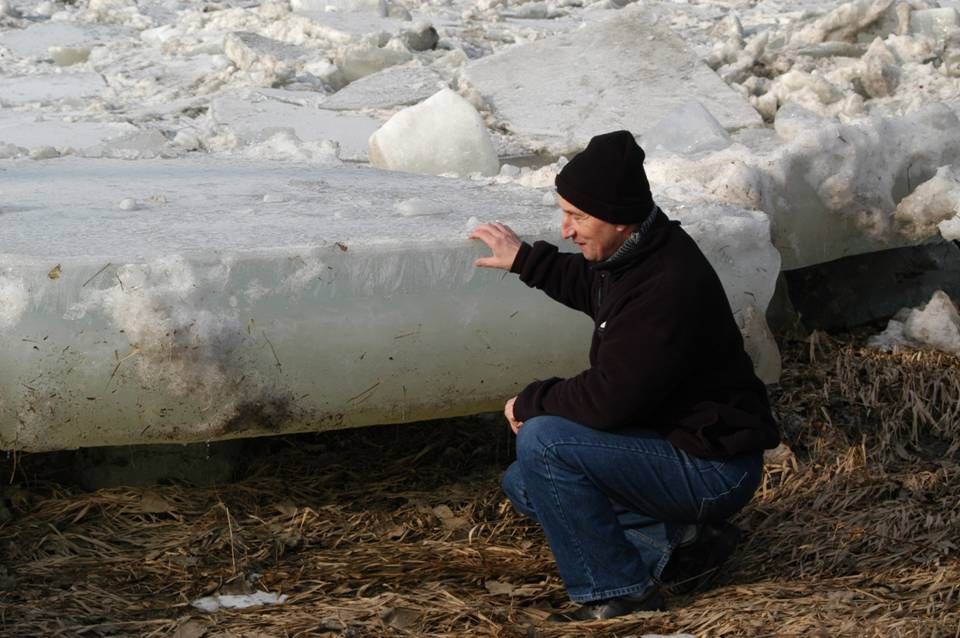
462;5;763;153
0;157;777;451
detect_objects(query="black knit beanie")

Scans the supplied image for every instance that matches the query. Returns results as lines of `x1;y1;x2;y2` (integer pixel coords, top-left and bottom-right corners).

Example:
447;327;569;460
555;130;655;225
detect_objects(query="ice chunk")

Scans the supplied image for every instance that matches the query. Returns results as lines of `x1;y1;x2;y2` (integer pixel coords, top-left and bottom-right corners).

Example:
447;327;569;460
905;291;960;355
87;130;178;160
773;103;829;141
909;8;960;47
0;157;774;451
653;102;960;269
939;216;960;241
893;165;960;240
224;32;300;86
0;275;28;330
368;89;499;177
335;41;413;83
192;591;288;612
876;290;960;355
737;304;781;385
209;91;379;161
643;101;732;156
461;5;762;154
666;198;781;320
319;65;444;111
394;197;448;216
0;73;105;107
241;130;341;163
787;0;897;47
49;47;92;67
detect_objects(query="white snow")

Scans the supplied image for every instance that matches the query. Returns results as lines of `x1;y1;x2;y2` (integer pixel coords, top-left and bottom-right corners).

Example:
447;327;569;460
369;89;499;177
870;290;960;356
192;590;288;612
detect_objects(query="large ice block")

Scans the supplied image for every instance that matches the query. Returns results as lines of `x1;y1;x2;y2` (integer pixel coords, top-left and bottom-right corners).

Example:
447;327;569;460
0;157;778;451
461;5;763;153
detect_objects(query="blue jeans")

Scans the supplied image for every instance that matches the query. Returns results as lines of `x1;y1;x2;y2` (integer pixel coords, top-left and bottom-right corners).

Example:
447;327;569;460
501;415;763;603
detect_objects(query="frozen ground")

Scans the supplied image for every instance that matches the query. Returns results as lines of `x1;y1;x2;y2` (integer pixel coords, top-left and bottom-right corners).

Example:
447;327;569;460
1;0;959;449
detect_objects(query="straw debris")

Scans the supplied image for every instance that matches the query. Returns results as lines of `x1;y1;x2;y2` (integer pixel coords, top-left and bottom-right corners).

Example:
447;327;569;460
1;334;958;636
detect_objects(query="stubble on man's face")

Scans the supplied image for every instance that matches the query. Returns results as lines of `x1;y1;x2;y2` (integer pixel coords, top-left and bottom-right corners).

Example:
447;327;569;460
557;195;631;262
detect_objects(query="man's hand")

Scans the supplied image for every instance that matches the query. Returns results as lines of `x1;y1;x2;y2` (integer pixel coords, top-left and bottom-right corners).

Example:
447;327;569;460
469;222;522;270
504;396;524;435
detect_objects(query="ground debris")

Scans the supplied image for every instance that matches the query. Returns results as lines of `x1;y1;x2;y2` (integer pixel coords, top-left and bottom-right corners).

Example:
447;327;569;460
1;336;958;636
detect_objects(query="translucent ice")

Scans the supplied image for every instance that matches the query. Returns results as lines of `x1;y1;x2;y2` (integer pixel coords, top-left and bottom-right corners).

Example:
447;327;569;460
368;89;499;177
643;101;733;156
0;157;776;451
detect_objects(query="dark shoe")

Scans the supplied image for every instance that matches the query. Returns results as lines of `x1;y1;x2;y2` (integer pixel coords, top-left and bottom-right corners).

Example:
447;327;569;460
547;588;665;622
660;520;742;595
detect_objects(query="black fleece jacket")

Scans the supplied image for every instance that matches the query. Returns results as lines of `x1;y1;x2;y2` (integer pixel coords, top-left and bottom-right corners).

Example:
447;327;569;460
510;212;779;458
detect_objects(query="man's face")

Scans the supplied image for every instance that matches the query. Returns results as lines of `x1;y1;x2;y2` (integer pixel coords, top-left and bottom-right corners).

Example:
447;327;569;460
558;195;632;262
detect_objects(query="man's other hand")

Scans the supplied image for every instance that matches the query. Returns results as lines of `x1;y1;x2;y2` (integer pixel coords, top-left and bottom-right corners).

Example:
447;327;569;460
504;396;524;434
469;222;522;270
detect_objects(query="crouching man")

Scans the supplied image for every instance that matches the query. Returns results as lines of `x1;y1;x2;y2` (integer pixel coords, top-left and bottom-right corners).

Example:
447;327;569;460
468;131;779;622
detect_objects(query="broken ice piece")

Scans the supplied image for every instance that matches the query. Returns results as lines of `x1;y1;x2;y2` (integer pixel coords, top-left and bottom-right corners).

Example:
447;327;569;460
191;591;288;612
644;100;732;156
394;197;447;217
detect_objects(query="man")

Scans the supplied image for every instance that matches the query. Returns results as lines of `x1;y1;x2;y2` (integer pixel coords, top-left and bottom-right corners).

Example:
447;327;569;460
468;131;779;622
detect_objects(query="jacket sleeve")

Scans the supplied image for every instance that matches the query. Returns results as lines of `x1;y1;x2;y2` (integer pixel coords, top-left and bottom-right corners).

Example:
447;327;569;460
511;240;597;316
512;273;693;429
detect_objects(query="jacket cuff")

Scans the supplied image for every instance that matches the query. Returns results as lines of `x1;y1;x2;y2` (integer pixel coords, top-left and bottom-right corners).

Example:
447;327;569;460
510;242;532;275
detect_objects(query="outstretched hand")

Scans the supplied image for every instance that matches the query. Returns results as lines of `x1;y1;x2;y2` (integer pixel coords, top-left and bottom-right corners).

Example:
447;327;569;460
469;222;522;270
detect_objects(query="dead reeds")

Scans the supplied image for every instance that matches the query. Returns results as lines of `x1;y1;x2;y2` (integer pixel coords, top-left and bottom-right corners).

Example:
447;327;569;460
1;333;958;637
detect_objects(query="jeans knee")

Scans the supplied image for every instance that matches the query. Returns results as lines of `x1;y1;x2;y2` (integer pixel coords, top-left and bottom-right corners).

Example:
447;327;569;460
514;415;555;462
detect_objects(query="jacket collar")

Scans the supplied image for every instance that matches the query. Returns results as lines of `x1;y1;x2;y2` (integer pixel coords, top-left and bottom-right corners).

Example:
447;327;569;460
593;207;670;273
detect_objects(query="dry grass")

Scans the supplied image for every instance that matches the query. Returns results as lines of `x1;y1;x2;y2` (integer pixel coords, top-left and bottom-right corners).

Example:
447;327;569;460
1;333;959;637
